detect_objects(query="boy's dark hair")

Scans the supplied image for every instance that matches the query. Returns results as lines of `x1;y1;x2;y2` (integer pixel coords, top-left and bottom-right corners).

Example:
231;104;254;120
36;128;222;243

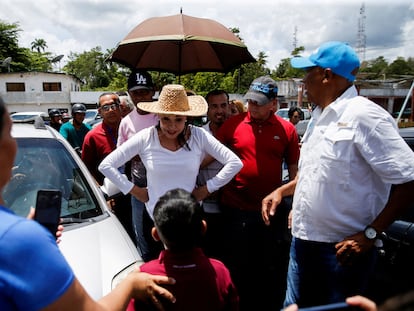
153;188;204;251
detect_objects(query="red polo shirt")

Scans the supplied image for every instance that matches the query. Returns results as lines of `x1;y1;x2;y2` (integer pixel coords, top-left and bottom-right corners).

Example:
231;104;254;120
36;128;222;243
82;122;118;185
216;112;299;211
130;248;239;311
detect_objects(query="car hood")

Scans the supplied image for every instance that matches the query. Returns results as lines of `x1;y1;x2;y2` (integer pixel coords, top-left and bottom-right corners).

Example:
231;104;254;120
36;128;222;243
58;215;142;299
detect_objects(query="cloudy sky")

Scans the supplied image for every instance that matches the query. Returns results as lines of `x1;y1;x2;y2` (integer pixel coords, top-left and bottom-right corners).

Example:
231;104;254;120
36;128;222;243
1;0;413;70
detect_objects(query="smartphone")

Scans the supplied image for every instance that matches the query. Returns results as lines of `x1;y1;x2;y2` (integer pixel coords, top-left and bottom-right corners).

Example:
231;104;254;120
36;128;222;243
34;189;62;238
298;302;362;311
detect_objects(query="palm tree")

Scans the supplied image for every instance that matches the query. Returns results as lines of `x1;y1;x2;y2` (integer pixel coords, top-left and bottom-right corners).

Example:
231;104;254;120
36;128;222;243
31;38;48;53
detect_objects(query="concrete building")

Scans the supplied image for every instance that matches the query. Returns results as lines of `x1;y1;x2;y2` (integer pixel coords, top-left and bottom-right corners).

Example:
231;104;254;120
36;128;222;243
0;72;82;113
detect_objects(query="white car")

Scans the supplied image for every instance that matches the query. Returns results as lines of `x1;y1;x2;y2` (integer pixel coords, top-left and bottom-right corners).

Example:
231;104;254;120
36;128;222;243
84;109;102;127
3;120;141;299
10;111;49;123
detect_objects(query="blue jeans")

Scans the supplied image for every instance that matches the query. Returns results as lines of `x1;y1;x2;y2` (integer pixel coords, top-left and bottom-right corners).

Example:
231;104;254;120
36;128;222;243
131;195;150;261
284;237;377;308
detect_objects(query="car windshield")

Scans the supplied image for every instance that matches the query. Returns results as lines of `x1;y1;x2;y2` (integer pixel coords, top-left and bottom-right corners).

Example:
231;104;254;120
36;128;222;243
3;138;103;220
85;110;97;120
11;113;45;121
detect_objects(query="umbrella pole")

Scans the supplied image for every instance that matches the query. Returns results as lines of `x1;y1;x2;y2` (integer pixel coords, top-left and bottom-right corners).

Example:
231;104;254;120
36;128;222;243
178;42;182;84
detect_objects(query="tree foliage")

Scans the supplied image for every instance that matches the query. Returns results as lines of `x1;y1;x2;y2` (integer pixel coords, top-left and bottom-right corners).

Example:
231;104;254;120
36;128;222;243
0;20;55;72
387;57;414;77
0;20;30;72
31;38;48;53
63;47;125;90
273;46;306;80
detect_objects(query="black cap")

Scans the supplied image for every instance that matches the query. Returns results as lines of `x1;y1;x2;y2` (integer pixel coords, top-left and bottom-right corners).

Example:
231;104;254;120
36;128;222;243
127;70;154;91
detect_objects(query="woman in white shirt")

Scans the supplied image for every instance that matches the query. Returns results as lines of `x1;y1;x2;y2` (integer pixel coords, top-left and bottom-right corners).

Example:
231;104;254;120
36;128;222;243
99;84;242;259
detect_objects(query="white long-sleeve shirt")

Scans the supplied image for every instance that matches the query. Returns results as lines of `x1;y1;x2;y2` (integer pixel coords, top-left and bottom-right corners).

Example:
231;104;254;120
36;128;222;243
99;125;242;218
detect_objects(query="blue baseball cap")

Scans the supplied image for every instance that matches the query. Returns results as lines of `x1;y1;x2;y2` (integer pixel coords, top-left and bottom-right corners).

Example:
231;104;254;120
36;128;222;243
291;41;360;82
244;76;278;105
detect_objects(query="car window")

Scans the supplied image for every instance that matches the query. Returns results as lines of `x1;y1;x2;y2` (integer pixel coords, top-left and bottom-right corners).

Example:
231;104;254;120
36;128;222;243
276;109;289;119
85;110;97;120
10;113;48;123
3;138;103;219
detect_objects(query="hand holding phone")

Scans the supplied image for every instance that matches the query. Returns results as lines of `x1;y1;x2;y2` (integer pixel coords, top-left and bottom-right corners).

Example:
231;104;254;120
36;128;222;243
34;189;62;238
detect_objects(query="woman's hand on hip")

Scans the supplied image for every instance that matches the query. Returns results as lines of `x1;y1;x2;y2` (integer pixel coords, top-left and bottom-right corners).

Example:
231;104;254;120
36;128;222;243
130;185;149;203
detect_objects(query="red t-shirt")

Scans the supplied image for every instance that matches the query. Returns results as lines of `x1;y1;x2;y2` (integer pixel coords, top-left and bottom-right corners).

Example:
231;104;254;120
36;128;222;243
82;122;118;185
216;112;299;211
128;248;239;311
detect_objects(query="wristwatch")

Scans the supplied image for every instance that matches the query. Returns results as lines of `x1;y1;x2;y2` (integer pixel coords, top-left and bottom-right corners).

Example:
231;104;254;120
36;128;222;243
364;226;378;240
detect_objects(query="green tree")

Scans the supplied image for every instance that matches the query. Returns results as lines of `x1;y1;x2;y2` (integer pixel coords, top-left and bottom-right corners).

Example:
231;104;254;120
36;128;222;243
0;20;30;72
24;48;53;71
359;56;388;79
64;47;122;90
0;20;53;72
273;46;305;79
407;57;414;74
30;38;48;53
233;51;270;93
386;57;414;77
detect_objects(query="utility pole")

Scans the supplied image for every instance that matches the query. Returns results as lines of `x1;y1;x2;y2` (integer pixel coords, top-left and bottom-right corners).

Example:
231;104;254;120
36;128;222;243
357;3;367;62
293;25;298;52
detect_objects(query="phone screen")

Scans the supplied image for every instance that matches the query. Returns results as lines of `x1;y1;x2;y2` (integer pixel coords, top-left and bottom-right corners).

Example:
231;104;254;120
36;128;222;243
34;189;62;238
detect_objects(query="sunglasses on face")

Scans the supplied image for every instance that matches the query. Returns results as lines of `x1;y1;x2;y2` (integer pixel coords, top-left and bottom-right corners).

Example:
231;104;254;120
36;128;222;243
100;103;119;112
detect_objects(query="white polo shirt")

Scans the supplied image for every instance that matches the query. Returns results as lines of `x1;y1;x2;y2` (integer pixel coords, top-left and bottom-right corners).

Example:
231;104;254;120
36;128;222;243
292;85;414;243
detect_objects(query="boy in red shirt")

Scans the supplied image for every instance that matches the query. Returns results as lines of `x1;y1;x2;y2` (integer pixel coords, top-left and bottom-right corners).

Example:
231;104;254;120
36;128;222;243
128;188;239;311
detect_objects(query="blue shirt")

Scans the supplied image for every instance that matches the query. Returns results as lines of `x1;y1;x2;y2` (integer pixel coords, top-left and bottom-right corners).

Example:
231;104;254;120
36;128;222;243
0;205;74;310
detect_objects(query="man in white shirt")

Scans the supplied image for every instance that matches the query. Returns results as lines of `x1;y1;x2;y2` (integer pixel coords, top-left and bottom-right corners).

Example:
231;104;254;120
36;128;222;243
262;41;414;308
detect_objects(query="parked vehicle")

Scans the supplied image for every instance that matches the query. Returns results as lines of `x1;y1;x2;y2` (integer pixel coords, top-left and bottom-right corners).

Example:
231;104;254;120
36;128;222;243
10;111;49;123
84;109;102;127
3;119;141;299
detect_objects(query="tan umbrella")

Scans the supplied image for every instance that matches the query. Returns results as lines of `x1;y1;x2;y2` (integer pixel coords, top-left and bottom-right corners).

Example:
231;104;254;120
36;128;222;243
108;13;256;76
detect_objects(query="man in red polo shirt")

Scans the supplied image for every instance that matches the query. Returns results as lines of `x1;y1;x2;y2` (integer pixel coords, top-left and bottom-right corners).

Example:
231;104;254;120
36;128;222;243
216;76;300;311
82;92;134;242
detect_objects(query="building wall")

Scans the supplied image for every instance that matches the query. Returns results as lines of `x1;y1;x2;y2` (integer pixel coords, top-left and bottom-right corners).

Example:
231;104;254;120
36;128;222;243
0;72;81;113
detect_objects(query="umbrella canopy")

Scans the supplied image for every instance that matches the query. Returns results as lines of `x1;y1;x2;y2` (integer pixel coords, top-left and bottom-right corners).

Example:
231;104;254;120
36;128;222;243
108;13;256;75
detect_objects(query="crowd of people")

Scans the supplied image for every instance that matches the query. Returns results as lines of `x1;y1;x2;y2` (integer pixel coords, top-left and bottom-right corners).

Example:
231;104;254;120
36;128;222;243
3;41;414;311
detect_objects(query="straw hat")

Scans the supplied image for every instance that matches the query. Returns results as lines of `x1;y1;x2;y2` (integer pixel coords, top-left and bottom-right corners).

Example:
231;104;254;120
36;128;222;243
137;84;207;117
